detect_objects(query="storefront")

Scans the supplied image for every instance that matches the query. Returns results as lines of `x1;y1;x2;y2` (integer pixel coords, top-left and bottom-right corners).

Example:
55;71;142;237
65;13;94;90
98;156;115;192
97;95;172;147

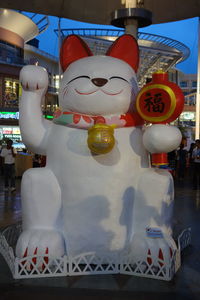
0;64;21;107
0;110;53;151
179;111;195;127
4;77;21;107
0;111;24;150
0;125;25;150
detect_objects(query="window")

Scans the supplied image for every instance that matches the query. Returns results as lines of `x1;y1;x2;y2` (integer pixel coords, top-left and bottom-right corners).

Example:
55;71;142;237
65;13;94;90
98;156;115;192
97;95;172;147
180;81;188;88
4;78;20;107
192;81;197;88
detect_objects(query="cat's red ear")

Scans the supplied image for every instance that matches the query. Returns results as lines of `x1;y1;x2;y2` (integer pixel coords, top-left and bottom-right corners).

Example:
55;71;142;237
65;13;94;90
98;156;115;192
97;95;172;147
106;34;139;72
60;35;93;71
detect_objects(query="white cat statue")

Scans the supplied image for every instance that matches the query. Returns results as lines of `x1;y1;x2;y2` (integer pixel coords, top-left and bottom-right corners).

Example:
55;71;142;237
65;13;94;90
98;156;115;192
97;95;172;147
16;35;181;266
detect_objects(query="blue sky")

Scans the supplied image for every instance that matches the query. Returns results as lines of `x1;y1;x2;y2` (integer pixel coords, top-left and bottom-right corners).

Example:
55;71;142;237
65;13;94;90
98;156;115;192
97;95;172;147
36;15;199;74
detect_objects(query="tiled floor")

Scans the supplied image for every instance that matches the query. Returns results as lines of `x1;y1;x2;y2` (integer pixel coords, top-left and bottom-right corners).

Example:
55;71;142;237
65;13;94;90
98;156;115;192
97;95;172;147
0;170;200;299
0;177;22;228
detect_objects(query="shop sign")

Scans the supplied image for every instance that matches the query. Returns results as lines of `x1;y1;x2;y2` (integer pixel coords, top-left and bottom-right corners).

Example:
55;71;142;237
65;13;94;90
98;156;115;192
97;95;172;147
0;112;53;120
2;127;12;134
0;112;19;120
3;134;21;140
0;126;21;142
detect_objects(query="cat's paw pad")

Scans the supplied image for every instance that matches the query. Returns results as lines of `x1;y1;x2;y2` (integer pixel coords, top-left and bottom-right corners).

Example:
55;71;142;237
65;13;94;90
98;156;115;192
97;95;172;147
16;229;65;270
130;234;176;272
20;65;48;92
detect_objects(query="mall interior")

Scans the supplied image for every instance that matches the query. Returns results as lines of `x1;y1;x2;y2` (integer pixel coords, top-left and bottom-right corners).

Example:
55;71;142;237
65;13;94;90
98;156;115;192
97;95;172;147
0;3;200;299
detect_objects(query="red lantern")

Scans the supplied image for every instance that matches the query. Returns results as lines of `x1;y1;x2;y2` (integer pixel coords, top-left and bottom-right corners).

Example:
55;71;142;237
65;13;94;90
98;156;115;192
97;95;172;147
136;71;184;166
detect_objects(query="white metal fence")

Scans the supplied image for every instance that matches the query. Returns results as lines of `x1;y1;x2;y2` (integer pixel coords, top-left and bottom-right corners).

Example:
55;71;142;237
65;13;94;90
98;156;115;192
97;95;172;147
0;224;191;280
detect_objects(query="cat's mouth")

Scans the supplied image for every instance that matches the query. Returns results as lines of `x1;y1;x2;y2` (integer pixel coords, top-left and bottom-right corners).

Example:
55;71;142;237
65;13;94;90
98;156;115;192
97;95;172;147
75;89;97;95
75;89;123;96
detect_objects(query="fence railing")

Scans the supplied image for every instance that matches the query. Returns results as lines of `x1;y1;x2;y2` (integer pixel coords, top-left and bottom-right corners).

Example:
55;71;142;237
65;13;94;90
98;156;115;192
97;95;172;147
0;224;191;280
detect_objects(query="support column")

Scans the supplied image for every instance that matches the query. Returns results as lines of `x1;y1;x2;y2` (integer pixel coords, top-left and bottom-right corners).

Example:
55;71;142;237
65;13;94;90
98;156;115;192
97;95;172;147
124;18;138;38
111;1;152;39
195;17;200;139
58;17;62;97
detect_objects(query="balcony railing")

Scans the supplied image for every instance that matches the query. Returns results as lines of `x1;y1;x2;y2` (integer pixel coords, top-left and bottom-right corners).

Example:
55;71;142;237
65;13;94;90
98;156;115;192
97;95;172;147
24;44;58;62
54;28;190;62
15;11;49;35
0;55;27;66
54;28;190;88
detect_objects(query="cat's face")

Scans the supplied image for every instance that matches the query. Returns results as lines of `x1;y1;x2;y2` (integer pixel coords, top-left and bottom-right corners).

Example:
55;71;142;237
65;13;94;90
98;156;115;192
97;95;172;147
59;34;139;116
59;55;138;116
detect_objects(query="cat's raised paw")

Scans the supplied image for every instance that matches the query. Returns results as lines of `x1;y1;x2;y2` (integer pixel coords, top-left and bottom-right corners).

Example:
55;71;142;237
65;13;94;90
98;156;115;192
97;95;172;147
20;65;48;93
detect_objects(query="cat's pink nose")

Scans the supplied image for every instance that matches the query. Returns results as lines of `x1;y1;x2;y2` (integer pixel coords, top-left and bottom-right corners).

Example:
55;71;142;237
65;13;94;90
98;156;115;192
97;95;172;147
91;78;108;87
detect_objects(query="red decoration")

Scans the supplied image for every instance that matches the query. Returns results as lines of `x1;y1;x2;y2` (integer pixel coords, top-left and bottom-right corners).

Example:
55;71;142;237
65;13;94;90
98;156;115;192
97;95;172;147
151;153;168;167
136;71;184;124
136;71;184;166
60;34;139;73
60;35;93;72
106;34;139;72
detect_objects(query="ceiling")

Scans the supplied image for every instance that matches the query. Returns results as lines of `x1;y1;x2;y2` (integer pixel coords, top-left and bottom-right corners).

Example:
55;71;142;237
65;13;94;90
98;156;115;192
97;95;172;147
1;0;200;26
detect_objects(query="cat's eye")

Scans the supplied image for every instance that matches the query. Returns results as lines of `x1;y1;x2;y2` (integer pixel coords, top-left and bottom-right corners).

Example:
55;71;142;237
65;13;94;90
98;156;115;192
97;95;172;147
67;75;90;84
109;76;129;83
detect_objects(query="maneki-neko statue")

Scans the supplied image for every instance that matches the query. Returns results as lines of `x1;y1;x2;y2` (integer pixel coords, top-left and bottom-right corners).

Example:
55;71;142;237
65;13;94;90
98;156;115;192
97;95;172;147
16;34;183;271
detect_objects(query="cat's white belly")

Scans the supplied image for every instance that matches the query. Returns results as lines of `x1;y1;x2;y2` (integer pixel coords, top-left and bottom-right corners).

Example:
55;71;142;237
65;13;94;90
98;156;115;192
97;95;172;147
45;124;149;255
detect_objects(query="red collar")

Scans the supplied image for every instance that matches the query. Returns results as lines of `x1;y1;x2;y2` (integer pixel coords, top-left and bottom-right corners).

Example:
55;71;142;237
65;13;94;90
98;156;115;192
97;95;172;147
53;109;144;128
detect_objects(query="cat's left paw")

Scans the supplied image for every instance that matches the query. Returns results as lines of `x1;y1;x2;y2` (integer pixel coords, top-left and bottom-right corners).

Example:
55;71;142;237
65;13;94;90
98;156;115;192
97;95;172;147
130;233;177;268
143;124;182;154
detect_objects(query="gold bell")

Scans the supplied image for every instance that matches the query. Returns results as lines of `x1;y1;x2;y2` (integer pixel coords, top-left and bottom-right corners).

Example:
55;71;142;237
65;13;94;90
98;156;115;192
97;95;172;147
87;124;115;154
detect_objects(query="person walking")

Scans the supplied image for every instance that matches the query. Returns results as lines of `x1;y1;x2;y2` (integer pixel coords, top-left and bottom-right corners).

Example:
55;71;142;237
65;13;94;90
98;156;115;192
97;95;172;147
192;139;200;190
168;150;177;177
176;143;188;180
33;154;41;168
188;142;196;178
0;139;17;192
189;142;196;164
